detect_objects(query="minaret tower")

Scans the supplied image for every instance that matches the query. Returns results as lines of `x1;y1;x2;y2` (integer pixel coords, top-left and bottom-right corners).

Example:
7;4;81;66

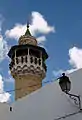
8;23;48;100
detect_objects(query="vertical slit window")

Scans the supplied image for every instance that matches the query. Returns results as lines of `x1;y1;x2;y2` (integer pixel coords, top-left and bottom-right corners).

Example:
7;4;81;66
16;58;18;64
25;56;27;63
35;58;37;64
21;56;23;63
39;59;41;65
30;57;33;63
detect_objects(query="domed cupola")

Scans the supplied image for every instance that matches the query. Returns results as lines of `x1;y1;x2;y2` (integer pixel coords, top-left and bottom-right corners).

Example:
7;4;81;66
18;24;37;46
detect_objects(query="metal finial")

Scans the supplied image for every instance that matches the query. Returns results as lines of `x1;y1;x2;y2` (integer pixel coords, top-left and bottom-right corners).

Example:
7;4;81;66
25;18;31;36
27;14;31;28
62;73;65;76
27;22;29;28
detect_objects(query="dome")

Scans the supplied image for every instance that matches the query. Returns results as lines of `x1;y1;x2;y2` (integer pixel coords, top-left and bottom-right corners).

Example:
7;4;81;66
18;25;37;46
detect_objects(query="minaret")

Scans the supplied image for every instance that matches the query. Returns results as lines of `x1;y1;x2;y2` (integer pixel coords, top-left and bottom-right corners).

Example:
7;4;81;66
8;23;48;100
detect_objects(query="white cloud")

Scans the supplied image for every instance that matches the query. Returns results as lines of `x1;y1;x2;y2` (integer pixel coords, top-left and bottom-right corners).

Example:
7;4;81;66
53;46;82;77
0;15;11;102
69;47;82;69
30;11;55;35
5;24;26;40
0;15;9;62
5;11;55;44
65;68;77;74
0;35;8;62
0;74;11;103
37;36;46;44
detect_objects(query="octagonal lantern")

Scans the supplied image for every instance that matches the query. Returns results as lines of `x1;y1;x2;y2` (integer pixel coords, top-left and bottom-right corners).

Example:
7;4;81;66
59;73;71;93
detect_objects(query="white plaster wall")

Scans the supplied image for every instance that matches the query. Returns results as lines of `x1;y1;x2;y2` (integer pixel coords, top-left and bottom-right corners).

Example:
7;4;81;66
0;68;82;120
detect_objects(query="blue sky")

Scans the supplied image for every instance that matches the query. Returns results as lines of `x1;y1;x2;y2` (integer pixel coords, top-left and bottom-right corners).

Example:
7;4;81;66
0;0;82;102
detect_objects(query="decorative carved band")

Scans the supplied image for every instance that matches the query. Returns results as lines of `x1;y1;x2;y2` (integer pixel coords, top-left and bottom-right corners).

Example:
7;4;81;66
11;64;45;79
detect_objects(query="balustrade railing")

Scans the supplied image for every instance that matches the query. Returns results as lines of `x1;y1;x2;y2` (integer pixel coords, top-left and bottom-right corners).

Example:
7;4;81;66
30;56;42;66
9;55;46;71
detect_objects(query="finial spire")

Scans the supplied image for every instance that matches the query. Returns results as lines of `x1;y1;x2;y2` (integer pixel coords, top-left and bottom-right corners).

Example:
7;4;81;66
25;19;31;36
27;14;31;28
27;20;29;28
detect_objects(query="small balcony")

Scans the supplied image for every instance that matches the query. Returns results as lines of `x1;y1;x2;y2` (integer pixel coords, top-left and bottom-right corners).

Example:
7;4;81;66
9;55;46;72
